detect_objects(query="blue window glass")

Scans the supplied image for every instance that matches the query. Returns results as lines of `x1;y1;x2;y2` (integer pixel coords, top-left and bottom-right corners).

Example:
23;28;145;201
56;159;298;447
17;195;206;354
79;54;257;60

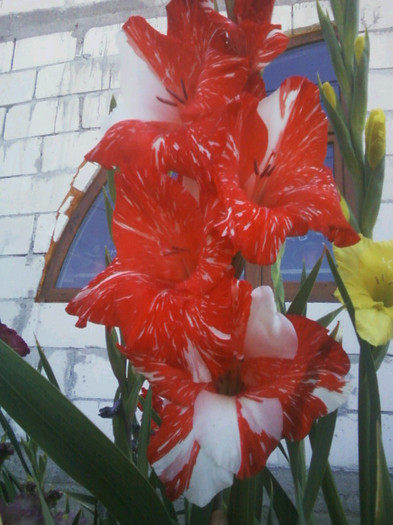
57;191;116;288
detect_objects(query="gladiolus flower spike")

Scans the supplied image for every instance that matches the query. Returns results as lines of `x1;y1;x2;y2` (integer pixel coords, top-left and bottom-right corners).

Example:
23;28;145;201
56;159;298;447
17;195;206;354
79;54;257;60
66;0;358;509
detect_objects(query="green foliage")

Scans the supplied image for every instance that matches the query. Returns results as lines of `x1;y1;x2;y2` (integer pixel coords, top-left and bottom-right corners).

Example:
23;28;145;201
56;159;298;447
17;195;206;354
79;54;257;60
0;338;173;525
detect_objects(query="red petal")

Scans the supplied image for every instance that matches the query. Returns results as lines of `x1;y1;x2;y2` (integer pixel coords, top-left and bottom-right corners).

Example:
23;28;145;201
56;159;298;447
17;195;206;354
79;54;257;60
148;404;200;501
244;315;350;441
85;120;176;170
236;395;282;477
214;77;359;264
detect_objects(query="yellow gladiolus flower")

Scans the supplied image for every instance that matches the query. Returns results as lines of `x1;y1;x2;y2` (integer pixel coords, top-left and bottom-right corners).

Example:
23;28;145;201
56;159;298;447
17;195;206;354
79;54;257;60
334;236;393;346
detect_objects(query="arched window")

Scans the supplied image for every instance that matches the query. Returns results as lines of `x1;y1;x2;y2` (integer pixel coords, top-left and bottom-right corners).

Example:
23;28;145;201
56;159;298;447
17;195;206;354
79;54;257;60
37;30;353;303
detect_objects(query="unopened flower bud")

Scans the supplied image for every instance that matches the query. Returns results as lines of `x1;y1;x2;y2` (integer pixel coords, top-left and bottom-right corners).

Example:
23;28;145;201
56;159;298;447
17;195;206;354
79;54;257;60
322;81;336;109
354;35;365;64
365;109;386;170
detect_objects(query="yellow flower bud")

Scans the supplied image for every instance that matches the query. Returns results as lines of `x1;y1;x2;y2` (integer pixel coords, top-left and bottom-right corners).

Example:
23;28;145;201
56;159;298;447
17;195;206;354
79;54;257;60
322;81;336;109
365;109;386;170
355;35;365;64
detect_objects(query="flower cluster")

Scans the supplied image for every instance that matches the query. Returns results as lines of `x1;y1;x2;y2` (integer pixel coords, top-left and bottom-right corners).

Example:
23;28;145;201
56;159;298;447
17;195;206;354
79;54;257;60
67;0;358;506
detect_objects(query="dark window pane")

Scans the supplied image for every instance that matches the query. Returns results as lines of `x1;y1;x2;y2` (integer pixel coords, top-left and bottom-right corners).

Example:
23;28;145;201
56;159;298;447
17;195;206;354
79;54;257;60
56;191;116;288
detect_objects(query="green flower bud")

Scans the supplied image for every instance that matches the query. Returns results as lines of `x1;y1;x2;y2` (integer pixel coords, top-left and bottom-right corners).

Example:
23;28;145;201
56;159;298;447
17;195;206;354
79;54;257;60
354;35;365;64
365;109;386;170
322;81;336;109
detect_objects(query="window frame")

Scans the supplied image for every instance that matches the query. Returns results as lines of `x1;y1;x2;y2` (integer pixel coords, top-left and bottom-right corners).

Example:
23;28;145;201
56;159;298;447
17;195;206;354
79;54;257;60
36;29;354;304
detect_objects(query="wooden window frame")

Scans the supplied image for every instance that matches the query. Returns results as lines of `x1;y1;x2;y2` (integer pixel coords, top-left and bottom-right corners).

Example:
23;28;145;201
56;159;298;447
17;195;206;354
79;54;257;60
37;29;354;303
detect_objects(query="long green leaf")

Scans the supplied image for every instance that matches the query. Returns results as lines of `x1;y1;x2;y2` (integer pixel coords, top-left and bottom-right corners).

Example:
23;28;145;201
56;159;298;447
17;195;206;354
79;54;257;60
286;440;307;525
228;475;258;525
0;339;172;525
188;500;214;525
287;251;324;315
105;328;126;387
0;408;32;476
261;468;297;525
317;305;345;328
271;242;286;314
320;464;349;525
342;0;359;74
325;249;356;324
358;338;382;525
316;1;351;101
35;338;60;391
304;411;338;519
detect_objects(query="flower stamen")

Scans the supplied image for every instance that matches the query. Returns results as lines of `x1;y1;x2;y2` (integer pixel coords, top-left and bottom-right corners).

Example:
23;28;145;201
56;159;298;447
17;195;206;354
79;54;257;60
166;87;186;105
181;79;188;101
156;96;178;107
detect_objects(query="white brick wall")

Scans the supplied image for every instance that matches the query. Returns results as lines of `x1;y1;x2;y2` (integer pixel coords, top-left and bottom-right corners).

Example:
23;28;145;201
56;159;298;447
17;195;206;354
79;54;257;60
13;32;77;70
0;41;14;73
0;69;36;105
1;137;42;176
0;1;392;476
0;215;35;255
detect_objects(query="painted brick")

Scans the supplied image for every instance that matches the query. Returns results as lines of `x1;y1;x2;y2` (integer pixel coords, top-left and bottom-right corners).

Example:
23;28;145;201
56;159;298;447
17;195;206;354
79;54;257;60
0;69;36;106
369;31;393;69
109;59;120;90
71;350;118;399
82;24;122;57
82;91;113;128
72;400;114;439
0;0;153;16
382;155;393;201
1;137;41;177
0;255;44;299
360;0;393;32
0;172;73;215
5;96;80;139
33;213;57;253
271;5;292;33
382;414;393;459
44;349;74;394
42;130;101;171
22;303;106;349
0;301;25;333
13;32;77;70
4;97;79;140
293;1;333;31
0;41;14;74
368;70;393;111
36;58;111;99
373;202;393;241
55;97;81;133
0;107;6;133
0;215;34;255
328;413;359;468
0;0;71;14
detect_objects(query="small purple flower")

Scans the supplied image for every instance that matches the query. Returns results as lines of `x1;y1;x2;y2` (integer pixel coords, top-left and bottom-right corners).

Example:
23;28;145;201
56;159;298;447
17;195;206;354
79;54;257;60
0;322;30;357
